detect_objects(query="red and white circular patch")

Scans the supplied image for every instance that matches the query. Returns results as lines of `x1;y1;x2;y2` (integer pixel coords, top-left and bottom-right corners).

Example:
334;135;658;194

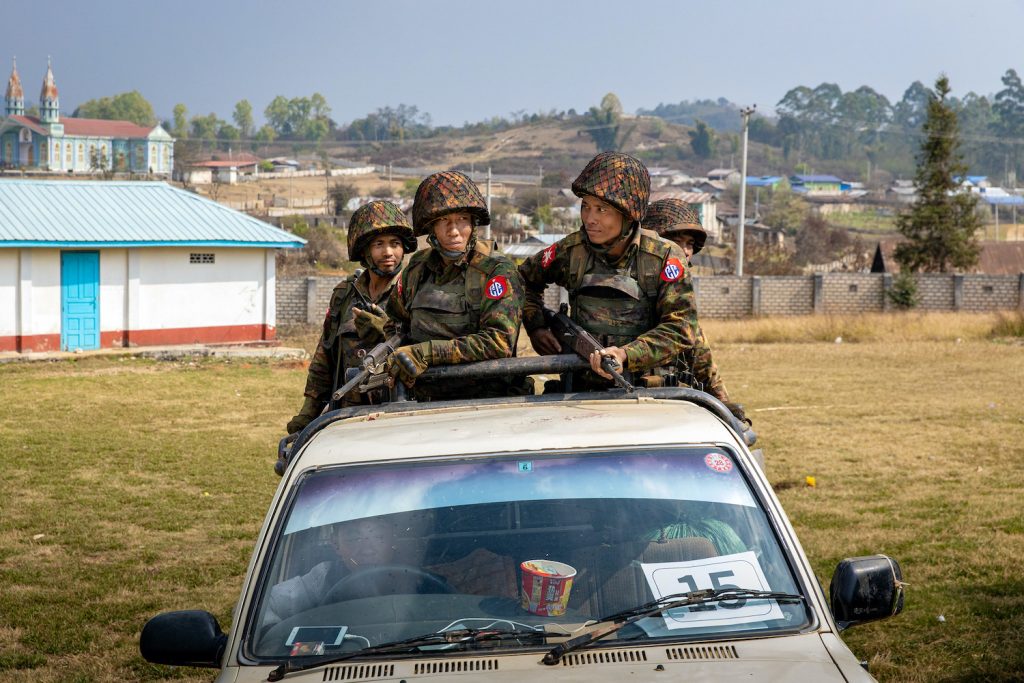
704;452;733;473
541;244;557;269
485;275;509;300
661;257;685;283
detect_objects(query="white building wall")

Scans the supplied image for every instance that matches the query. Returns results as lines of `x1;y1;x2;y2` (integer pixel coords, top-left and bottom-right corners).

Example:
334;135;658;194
28;250;61;337
134;247;267;330
0;250;18;337
99;248;128;332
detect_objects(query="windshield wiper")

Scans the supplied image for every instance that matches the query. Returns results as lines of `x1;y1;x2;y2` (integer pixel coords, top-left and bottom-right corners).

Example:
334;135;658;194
269;626;547;680
541;588;804;665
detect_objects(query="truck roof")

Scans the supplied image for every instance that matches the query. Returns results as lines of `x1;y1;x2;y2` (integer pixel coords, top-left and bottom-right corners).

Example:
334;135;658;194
292;396;740;469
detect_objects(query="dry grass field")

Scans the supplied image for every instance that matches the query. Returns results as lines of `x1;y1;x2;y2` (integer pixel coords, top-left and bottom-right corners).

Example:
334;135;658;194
0;312;1022;681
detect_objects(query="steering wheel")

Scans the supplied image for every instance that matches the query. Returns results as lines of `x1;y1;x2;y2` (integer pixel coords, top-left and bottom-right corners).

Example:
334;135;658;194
324;565;455;604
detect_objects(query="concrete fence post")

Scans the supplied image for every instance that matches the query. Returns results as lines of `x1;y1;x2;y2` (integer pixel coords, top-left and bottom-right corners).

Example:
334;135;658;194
953;275;964;311
882;273;893;312
813;273;824;314
305;277;318;324
751;276;762;317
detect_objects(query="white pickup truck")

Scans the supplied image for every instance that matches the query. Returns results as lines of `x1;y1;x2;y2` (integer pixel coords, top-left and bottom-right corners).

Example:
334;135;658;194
141;370;903;682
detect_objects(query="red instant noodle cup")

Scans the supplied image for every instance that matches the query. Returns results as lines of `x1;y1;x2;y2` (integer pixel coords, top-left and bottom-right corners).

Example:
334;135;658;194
519;560;577;616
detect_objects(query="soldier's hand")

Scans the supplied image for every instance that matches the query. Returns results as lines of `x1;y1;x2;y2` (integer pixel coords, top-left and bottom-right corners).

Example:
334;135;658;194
352;304;387;343
386;343;430;387
589;347;627;380
724;401;751;427
528;327;562;356
286;397;323;435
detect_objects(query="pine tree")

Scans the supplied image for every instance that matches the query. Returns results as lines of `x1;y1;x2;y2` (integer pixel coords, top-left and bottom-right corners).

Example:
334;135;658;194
894;76;981;273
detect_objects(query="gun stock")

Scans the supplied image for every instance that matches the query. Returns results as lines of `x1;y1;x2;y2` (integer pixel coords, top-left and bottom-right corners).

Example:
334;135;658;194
542;305;634;392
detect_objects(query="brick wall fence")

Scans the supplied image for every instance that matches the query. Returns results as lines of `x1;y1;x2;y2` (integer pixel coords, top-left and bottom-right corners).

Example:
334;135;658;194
277;272;1024;324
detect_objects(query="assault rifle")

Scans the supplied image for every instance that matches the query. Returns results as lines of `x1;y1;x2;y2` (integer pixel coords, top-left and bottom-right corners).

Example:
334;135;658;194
331;333;404;403
542;304;634;393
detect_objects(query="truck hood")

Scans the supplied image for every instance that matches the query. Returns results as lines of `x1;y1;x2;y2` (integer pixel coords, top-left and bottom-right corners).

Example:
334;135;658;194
225;633;870;682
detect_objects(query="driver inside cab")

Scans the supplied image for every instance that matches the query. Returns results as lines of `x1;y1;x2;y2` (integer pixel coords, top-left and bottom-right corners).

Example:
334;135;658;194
263;517;406;627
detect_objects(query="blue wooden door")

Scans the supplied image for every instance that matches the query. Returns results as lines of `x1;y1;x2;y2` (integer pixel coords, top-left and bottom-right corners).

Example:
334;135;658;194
61;251;100;351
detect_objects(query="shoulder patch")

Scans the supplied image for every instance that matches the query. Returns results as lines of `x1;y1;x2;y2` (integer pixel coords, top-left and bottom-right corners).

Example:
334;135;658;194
485;275;510;300
541;244;557;268
396;277;403;297
660;257;685;283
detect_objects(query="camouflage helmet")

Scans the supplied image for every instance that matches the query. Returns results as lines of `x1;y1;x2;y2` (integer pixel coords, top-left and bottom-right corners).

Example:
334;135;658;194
645;198;707;254
571;151;650;224
412;171;490;236
347;200;417;264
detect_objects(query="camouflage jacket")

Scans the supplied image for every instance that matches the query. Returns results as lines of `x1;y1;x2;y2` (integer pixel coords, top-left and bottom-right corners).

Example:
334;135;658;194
386;240;523;366
520;228;701;374
302;270;396;409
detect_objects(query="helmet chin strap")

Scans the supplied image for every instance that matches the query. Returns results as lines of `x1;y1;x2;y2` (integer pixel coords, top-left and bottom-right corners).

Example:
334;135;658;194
427;226;477;262
583;220;638;258
365;258;403;279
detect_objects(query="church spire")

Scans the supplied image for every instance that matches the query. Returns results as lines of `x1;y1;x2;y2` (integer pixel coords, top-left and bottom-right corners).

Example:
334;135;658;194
39;56;59;124
5;56;24;116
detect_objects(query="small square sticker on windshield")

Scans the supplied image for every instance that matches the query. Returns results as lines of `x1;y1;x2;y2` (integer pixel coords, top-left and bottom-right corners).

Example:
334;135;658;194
518;461;533;473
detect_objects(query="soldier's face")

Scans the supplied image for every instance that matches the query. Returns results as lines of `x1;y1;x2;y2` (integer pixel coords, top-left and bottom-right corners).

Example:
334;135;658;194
368;235;405;273
672;234;696;259
432;212;473;253
581;196;627;246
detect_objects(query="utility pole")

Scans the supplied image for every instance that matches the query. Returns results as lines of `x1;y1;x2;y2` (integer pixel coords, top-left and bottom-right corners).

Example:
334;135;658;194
485;167;492;240
736;105;756;277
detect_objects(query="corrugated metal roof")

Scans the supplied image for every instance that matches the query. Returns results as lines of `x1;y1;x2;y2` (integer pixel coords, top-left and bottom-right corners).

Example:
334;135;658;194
0;180;305;248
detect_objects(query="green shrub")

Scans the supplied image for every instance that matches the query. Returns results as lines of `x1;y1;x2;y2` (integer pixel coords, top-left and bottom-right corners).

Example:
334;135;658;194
887;272;919;309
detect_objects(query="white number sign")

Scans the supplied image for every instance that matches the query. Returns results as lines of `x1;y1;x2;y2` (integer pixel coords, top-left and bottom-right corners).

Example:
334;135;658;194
640;551;786;629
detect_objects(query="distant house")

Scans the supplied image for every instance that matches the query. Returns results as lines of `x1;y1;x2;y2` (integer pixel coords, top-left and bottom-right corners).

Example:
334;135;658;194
187;152;262;185
871;239;1024;274
790;174;844;194
695;179;728;196
719;214;785;248
648;190;719;243
706;168;741;185
0;180;304;353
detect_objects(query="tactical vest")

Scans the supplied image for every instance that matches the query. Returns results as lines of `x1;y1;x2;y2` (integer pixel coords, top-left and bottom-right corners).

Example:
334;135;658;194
563;230;668;347
323;275;391;398
403;240;497;344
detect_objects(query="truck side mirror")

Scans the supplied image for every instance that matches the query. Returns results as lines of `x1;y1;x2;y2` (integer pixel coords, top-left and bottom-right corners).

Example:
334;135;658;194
829;555;905;630
140;610;227;668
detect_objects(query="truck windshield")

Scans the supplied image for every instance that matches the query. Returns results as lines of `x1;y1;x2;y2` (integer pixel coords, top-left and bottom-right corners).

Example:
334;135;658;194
247;448;809;660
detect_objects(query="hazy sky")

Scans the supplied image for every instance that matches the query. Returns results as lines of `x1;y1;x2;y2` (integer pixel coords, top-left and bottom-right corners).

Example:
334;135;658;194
7;0;1024;127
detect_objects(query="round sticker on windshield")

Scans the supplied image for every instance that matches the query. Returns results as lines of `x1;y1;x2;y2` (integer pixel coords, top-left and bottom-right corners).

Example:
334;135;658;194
704;452;733;473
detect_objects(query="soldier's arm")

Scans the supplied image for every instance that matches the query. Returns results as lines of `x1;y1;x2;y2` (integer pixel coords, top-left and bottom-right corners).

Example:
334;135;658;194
621;251;701;373
690;325;730;403
384;268;413;336
430;261;524;365
518;246;566;333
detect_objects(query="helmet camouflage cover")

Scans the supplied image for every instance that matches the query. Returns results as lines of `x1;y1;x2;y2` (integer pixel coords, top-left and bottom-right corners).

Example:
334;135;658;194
347;200;417;263
571;151;651;224
412;171;490;236
645;198;707;254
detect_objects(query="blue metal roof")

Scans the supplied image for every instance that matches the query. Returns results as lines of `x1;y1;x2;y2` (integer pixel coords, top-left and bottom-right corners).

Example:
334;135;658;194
791;174;842;183
745;176;784;187
0;180;305;248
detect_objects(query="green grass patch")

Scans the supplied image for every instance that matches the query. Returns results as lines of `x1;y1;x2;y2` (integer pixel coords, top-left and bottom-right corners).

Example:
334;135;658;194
1;340;1023;681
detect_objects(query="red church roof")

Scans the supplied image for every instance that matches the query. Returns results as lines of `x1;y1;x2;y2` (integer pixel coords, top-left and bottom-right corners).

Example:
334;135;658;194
7;114;157;139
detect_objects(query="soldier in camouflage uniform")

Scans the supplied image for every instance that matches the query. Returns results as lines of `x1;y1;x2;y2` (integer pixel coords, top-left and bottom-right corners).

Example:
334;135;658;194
385;171;524;400
286;201;416;433
645;198;737;412
519;151;703;391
